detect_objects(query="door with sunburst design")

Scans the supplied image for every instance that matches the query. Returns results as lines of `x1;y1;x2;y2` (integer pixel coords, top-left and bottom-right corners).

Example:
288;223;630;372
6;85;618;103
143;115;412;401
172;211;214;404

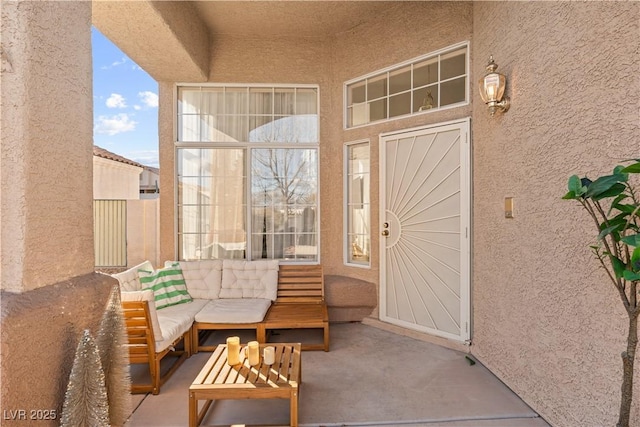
380;119;471;342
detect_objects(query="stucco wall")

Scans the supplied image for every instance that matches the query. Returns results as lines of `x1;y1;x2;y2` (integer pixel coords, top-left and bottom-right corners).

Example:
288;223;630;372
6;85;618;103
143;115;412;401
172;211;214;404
1;274;115;427
471;2;640;426
158;81;175;264
1;0;95;291
93;156;142;200
92;0;209;82
1;2;115;425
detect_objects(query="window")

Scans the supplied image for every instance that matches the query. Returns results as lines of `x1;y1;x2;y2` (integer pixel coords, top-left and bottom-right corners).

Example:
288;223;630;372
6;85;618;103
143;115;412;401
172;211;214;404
345;43;468;128
176;85;319;261
345;141;370;266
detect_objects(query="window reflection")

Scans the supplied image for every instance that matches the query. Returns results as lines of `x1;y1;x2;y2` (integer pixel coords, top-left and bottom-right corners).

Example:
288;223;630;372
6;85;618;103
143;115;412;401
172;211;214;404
346;142;370;265
176;86;319;261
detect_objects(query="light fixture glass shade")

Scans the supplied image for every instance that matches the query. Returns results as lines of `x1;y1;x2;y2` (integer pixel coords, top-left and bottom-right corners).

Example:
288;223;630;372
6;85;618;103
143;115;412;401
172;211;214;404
479;55;510;115
479;73;505;103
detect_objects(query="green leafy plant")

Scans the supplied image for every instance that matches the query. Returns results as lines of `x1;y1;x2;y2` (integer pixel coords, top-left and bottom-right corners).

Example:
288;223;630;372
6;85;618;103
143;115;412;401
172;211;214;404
563;159;640;427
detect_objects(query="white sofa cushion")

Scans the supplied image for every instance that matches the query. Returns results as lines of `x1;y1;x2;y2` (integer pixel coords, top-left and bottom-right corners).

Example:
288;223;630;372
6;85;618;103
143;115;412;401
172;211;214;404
166;260;223;300
121;290;164;341
220;259;279;301
154;299;209;352
194;298;272;324
112;260;154;292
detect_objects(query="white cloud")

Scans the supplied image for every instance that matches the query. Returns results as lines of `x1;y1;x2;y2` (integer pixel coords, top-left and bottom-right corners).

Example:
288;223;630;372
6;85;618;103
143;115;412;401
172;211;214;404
95;113;137;136
133;105;142;111
138;91;158;108
130;150;159;168
106;93;127;109
100;57;128;70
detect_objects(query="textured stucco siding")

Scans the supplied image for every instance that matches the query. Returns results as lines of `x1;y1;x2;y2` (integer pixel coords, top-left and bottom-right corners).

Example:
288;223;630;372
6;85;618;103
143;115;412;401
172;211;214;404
471;2;640;426
0;274;115;427
93;0;209;82
1;2;116;425
158;81;175;264
1;0;95;291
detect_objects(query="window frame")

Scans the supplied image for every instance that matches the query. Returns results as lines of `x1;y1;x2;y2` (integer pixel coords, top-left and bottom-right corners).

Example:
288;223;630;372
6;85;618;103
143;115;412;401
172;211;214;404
343;139;371;268
173;83;321;263
343;41;469;129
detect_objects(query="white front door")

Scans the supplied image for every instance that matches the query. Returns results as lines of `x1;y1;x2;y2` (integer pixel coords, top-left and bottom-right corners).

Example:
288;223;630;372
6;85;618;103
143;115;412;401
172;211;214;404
379;119;471;342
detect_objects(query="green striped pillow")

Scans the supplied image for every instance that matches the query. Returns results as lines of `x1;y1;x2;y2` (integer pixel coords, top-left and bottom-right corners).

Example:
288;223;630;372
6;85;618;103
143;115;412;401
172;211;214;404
139;263;192;310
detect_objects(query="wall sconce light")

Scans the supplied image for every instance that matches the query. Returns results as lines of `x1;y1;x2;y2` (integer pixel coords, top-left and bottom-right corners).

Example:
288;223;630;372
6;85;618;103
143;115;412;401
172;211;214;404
479;55;510;116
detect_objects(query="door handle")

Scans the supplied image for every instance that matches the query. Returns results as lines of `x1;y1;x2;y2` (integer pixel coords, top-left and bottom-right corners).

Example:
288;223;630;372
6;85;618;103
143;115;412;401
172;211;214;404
381;230;389;236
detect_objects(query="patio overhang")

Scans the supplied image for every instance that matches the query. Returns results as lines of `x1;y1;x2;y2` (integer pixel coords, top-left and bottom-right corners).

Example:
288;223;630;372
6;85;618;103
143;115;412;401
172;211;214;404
92;1;400;83
92;0;210;82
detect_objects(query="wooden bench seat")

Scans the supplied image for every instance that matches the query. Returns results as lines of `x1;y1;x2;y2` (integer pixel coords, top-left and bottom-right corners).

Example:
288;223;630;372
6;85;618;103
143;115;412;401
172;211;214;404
258;264;329;351
122;300;191;394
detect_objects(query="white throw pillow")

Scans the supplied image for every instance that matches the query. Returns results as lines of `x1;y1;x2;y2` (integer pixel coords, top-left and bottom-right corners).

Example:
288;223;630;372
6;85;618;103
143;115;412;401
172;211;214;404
112;260;154;292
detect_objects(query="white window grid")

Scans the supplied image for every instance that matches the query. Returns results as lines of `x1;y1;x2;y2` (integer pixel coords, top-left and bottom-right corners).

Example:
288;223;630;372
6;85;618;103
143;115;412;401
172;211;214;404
344;41;469;129
175;84;320;262
344;140;371;268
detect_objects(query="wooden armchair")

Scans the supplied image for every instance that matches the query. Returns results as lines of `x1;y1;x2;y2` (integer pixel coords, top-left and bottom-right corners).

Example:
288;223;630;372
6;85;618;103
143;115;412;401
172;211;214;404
122;300;191;394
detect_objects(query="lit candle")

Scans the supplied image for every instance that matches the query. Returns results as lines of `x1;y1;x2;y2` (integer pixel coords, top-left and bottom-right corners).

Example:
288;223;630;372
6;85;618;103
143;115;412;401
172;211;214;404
226;336;240;366
263;346;275;365
247;341;260;366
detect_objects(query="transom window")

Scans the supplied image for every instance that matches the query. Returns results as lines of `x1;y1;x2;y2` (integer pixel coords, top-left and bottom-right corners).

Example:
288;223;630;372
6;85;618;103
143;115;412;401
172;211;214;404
345;42;468;128
178;86;318;143
176;85;319;262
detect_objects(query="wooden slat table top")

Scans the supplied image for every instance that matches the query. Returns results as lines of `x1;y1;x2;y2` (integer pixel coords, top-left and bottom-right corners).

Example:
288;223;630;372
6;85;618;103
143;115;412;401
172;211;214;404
190;343;301;391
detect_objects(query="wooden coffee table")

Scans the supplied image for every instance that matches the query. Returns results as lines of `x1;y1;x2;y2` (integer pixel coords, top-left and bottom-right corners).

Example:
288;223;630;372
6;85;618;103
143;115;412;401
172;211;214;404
189;342;302;427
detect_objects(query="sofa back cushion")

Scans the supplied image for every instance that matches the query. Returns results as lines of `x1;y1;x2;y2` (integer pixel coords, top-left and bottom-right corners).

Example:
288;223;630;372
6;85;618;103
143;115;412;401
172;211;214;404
112;260;154;292
220;260;279;301
166;260;223;300
139;263;193;310
121;289;164;341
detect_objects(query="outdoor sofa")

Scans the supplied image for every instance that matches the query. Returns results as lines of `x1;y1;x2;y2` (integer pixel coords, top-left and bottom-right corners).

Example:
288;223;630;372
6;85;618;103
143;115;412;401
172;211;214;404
112;259;328;395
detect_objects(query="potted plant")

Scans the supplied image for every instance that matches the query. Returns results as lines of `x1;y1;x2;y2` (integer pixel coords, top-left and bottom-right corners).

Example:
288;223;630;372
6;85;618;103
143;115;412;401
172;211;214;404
563;159;640;427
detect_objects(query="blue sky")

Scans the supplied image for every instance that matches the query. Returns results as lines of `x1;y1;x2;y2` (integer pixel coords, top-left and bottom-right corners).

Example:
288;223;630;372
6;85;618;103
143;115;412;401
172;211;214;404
92;27;159;168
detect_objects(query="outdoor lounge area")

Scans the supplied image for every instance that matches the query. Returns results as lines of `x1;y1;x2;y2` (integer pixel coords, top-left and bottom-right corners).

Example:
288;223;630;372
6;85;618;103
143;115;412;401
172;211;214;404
125;323;550;426
2;2;639;427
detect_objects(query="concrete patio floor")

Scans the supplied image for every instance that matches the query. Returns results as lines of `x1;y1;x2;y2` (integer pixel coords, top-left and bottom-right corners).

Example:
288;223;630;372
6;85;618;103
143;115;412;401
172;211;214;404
125;323;550;427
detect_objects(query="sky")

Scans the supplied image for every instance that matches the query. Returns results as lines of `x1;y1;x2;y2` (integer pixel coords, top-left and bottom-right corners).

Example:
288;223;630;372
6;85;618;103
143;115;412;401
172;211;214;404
92;27;159;168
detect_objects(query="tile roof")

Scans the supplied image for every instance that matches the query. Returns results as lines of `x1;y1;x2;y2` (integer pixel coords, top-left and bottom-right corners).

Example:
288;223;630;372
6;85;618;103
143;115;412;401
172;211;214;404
143;165;160;174
93;145;145;168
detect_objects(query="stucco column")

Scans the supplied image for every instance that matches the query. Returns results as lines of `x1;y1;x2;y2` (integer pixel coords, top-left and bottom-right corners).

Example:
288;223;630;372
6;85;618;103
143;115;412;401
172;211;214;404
158;81;175;263
1;0;95;291
1;2;115;424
